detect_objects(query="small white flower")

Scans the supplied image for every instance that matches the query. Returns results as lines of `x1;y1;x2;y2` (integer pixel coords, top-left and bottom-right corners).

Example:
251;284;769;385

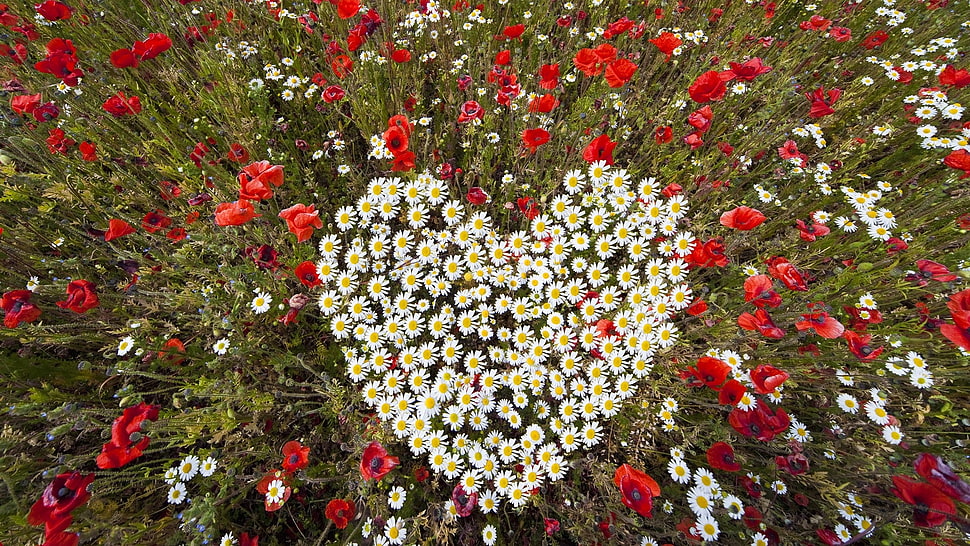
200;456;218;477
251;292;273;314
178;454;200;481
167;482;188;504
117;336;135;356
265;479;285;504
213;337;230;355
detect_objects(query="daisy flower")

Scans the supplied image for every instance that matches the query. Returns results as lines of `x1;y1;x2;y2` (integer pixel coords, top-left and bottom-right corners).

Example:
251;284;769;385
200;456;218;477
212;337;230;355
250;291;272;314
167;482;188;504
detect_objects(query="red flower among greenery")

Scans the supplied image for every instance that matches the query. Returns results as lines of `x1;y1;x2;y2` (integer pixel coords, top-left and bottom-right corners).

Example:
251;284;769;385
720;206;766;230
238;160;284;201
96;402;160;469
359;441;399;481
27;471;94;529
102;92;142;117
521;128;550;153
706;442;741;472
278;203;323;243
281;440;310;473
294;261;322;288
613;464;660;518
215;199;260;226
55;280;99;314
325;499;356;529
688;70;727;103
891;475;956;528
2;290;42;328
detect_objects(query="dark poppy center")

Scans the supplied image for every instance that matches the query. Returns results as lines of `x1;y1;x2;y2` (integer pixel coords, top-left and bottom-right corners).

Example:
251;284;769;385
370;457;383;472
860;346;873;356
57;486;74;500
288;454;300;465
11;300;23;313
630;488;642;501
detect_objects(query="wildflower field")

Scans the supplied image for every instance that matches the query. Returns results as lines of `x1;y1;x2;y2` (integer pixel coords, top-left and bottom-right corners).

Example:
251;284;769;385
2;0;970;544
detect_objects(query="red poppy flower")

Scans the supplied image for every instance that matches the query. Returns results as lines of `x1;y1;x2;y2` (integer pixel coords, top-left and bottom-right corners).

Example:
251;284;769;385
466;187;488;205
35;1;72;21
383;126;409;155
766;256;809;291
55;280;99;314
720;206;766;230
322;85;345;103
654;125;673;144
494;49;511;65
360;441;399;481
681;356;731;390
796;219;831;241
602;16;634;39
517;197;540;220
325;499;355;529
775;452;810;475
239;532;259;546
28;472;94;529
649;31;682;62
720;58;772;82
96;402;160;469
941;288;970;351
805;86;841;118
729;402;790;441
457;100;484;123
938;65;970;88
281;440;310;473
521;128;550;153
604;58;637;88
502;23;525;39
104;219;136;242
46;127;75;155
685;238;728;268
294;261;322;288
828;26;852;42
583;134;616;165
141;210;172;233
686;298;707;316
687;104;714;133
943;149;970;179
573;43;616;76
215;199;260;226
843;331;884;361
537;63;559;89
777;140;801;160
335;0;360;19
738;308;786;339
860;29;888;49
743;275;782;308
390;150;416;172
891;475;956;528
102;92;142;117
718;379;746;406
390;48;410;63
228;143;250;163
11;93;41;116
528;93;559;113
238;160;284;201
78;141;97;161
2;290;42;328
159;338;186;365
452;482;478;517
795;309;845;339
688;70;727;103
750;364;789;394
799;14;831;31
544;518;560;535
706;442;741;472
914;453;970;504
279;203;322;243
613;464;660;518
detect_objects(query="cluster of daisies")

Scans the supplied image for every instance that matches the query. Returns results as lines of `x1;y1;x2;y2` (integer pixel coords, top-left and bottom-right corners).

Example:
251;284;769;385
164;453;218;505
315;162;692;511
907;89;970;152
